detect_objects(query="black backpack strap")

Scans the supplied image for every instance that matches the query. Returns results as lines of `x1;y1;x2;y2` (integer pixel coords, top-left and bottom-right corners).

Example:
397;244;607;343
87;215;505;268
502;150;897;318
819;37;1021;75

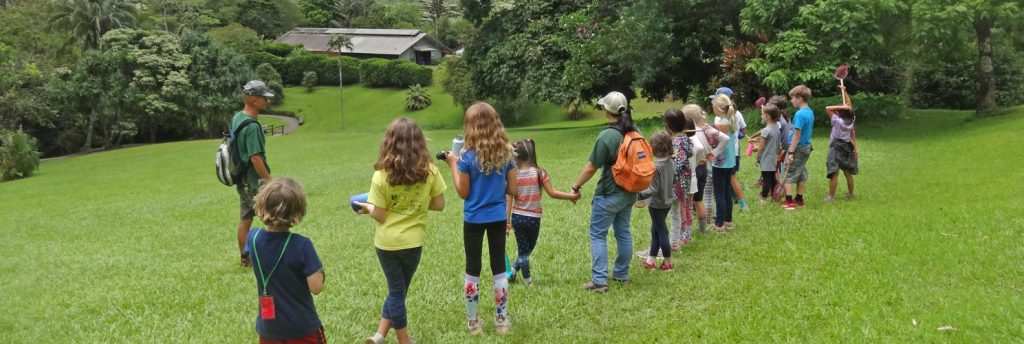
231;119;260;167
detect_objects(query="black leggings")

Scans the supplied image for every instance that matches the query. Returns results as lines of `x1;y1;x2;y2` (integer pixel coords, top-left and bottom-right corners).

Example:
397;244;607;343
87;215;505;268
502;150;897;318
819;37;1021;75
760;171;777;199
464;220;507;277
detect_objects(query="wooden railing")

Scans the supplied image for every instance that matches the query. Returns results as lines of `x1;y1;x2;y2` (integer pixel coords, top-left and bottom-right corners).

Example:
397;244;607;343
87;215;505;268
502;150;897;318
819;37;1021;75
262;124;285;136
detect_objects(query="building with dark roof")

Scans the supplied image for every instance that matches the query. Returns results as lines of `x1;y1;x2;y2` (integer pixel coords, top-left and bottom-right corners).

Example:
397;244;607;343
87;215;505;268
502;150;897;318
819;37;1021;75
277;28;450;65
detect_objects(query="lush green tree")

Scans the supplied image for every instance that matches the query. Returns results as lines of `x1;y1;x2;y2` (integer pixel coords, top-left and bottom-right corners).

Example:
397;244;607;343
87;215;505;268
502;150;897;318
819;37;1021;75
421;0;459;37
255;62;285;105
328;33;353;129
102;29;191;143
742;0;909;95
0;44;52;133
438;55;476;109
333;0;380;27
180;31;255;137
302;71;317;92
207;23;262;54
297;0;336;26
352;3;424;29
236;0;289;38
0;1;79;68
459;0;491;27
912;0;1021;115
142;0;219;34
49;0;136;51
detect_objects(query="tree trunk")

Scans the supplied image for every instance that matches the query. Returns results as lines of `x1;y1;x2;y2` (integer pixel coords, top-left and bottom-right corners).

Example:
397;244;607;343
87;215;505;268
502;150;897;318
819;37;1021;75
974;17;998;116
81;109;96;152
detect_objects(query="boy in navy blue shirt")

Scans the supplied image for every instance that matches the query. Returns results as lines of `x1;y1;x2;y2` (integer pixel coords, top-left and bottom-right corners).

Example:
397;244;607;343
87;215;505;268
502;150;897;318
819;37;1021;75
246;178;326;343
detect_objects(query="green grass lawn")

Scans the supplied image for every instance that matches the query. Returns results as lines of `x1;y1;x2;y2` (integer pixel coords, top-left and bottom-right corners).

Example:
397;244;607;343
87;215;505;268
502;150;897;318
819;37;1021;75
1;83;1022;342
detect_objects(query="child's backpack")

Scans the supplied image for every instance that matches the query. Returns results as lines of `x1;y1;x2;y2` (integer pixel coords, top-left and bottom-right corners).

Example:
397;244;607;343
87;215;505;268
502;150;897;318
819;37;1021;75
216;119;259;186
610;129;656;192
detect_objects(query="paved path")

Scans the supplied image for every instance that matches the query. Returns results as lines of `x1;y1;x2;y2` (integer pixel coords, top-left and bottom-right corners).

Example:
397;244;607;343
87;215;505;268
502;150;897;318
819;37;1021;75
261;114;301;135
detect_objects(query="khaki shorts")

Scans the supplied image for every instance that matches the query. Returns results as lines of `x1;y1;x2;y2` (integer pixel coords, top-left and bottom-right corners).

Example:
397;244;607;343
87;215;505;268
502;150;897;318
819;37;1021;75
784;145;812;184
238;185;259;220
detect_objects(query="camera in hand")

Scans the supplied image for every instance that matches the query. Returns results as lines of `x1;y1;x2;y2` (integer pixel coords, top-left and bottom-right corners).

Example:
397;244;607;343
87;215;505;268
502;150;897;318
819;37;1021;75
435;151;450;161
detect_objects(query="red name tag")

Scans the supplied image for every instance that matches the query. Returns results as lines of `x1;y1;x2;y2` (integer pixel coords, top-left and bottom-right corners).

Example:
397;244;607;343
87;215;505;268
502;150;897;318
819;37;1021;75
259;295;276;320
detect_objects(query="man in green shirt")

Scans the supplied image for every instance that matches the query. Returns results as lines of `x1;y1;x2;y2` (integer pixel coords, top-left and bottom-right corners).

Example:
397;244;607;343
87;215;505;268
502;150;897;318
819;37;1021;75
235;80;274;267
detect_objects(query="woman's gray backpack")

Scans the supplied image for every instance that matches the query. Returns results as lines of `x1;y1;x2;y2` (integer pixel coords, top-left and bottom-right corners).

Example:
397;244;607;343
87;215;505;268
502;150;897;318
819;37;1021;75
215;119;259;186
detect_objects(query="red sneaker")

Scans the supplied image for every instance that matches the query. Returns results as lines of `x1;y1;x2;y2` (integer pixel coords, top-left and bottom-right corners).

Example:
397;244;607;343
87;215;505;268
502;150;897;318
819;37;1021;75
659;262;675;272
642;260;657;270
796;199;805;207
781;200;796;210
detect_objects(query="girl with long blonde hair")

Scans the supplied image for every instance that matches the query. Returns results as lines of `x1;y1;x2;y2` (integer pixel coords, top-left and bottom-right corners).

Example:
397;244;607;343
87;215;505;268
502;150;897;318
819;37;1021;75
442;102;517;335
710;94;739;231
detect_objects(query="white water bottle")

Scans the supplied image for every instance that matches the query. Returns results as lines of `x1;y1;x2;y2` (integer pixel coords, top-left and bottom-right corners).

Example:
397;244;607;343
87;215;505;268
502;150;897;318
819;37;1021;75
451;134;464;158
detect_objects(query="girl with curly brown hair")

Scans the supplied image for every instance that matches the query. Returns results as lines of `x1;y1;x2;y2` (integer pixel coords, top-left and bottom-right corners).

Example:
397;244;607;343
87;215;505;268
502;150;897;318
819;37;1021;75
356;117;447;344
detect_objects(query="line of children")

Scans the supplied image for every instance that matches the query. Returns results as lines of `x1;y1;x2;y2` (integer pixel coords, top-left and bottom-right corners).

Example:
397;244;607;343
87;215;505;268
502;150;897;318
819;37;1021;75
506;139;580;285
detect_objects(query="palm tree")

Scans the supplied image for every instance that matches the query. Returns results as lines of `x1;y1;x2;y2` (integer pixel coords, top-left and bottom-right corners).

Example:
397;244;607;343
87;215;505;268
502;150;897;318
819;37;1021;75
50;0;136;51
420;0;459;37
328;33;354;129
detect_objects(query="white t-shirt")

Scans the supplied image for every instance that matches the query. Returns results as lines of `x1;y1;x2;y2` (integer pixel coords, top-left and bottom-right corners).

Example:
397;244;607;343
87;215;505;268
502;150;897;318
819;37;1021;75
715;111;747;153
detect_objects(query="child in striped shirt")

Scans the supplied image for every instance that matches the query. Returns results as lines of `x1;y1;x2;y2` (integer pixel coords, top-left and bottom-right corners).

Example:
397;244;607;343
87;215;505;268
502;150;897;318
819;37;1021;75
506;139;581;285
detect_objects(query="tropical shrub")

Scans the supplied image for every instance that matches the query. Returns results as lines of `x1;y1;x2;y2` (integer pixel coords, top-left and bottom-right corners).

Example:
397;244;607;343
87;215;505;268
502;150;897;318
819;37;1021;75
0;130;40;181
405;84;431;111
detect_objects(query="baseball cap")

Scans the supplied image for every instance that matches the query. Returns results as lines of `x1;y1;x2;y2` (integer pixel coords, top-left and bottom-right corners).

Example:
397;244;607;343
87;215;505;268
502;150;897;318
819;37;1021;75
708;86;733;99
597;91;628;114
243;80;275;98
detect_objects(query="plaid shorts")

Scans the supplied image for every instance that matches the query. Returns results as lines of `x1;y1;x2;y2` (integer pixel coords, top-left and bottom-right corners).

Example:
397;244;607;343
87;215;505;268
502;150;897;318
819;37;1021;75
784;145;812;184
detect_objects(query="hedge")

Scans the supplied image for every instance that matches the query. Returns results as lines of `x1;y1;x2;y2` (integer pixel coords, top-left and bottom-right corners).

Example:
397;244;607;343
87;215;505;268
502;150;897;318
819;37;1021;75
359;58;432;88
281;53;360;86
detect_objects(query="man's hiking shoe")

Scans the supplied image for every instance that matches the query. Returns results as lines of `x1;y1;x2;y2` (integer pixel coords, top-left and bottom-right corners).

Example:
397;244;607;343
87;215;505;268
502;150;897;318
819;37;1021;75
581;282;609;293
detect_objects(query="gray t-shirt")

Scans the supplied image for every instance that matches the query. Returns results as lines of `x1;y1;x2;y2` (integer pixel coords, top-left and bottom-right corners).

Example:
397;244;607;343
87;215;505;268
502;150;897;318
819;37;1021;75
639;158;675;209
759;123;780;172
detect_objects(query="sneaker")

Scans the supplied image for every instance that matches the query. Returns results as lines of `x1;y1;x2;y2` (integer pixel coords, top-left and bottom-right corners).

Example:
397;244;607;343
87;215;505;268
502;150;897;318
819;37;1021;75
495;315;511;334
796;199;805;207
713;225;726;233
364;333;384;344
823;195;835;202
523;277;533;286
581;282;609;293
781;200;796;210
642;260;657;270
240;253;251;267
659;262;675;271
611;277;630;284
724;222;735;231
467;319;483;334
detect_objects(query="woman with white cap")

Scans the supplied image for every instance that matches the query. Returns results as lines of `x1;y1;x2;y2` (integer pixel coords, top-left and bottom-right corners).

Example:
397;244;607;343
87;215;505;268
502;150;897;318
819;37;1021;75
570;91;639;294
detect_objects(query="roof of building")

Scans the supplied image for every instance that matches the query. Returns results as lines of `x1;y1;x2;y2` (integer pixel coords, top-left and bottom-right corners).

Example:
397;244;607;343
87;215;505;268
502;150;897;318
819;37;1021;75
277;28;450;56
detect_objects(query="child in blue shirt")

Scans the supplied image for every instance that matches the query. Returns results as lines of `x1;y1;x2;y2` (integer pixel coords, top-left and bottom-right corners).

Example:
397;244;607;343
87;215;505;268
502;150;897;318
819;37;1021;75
246;177;325;343
443;102;517;335
782;85;815;210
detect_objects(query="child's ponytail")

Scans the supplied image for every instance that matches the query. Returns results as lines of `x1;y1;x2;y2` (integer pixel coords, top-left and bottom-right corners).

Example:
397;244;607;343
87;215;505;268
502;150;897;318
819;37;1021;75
614;106;638;133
